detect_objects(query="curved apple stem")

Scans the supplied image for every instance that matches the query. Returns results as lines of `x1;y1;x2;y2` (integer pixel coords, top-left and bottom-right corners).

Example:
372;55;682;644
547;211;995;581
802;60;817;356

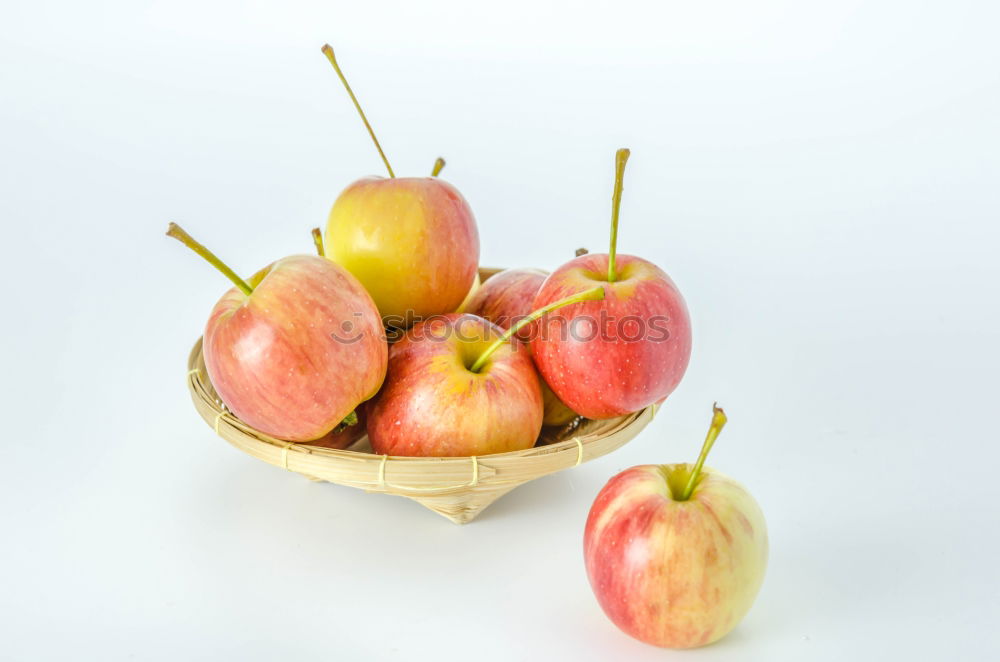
311;227;325;257
166;222;253;296
321;44;395;178
607;148;630;283
468;286;605;373
680;403;728;500
431;157;446;177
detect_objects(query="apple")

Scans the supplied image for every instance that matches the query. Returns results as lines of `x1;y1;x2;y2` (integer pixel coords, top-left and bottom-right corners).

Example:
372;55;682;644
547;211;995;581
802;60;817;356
326;177;479;324
454;271;482;314
464;267;580;426
320;45;479;324
463;268;547;332
167;223;387;442
367;314;540;457
531;149;692;419
367;287;604;457
584;405;768;648
540;383;579;427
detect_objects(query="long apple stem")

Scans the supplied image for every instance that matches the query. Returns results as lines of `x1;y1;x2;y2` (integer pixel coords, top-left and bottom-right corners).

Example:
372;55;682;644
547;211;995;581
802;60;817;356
432;157;446;177
607;148;630;283
321;44;395;178
311;227;325;256
680;404;728;500
166;222;253;296
468;286;605;373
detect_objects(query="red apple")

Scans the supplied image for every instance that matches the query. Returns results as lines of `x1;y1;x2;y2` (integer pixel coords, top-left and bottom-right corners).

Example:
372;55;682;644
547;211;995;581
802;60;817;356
319;45;479;324
367;314;542;457
465;268;580;426
168;223;387;442
368;287;604;456
531;149;691;419
584;405;768;648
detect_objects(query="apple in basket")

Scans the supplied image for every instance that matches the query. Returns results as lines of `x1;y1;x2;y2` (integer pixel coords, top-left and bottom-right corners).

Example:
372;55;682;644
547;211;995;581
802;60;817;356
463;267;579;426
367;287;606;457
454;270;482;314
531;149;692;419
584;405;768;648
166;223;387;442
319;44;479;324
464;268;547;330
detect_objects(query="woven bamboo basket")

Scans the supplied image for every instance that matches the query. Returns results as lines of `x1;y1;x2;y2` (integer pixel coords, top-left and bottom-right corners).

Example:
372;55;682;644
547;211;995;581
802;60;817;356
185;267;655;524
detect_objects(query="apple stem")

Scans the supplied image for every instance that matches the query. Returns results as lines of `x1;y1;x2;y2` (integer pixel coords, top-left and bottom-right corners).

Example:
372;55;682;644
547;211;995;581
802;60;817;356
432;157;446;177
321;44;395;178
679;403;728;500
607;148;630;283
468;285;605;373
166;223;253;296
311;227;325;257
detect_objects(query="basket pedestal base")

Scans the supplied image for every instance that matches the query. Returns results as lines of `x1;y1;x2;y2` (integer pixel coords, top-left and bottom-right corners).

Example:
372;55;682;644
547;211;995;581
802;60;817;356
402;484;521;524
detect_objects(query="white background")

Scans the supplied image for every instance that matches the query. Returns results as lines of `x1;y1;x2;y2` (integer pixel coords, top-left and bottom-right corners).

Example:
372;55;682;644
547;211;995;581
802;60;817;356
2;1;998;659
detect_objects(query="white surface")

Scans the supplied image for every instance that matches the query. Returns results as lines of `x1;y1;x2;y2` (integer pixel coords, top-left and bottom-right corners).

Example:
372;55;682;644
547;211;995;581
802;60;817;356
2;1;999;659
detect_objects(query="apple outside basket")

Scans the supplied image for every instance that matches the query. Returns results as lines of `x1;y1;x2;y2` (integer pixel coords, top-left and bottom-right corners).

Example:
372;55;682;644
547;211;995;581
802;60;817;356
185;267;655;524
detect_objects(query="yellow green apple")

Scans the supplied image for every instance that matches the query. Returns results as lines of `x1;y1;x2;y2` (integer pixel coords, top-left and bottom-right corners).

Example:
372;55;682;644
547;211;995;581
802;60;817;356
325;176;479;323
319;44;479;324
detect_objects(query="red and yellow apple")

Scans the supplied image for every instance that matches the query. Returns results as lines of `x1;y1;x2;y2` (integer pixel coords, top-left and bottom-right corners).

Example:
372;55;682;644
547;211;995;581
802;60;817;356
531;149;691;419
326;176;479;323
584;405;768;648
367;314;542;457
464;267;579;426
367;287;605;456
319;44;479;324
168;223;387;442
